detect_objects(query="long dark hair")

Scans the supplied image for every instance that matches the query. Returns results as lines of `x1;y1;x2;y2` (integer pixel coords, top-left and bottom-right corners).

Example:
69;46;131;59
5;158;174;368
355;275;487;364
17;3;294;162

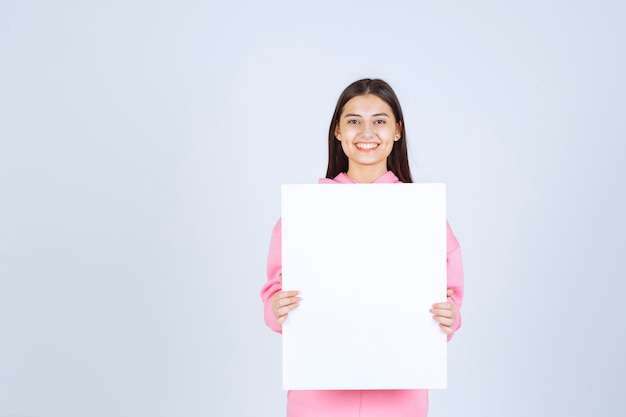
325;78;413;183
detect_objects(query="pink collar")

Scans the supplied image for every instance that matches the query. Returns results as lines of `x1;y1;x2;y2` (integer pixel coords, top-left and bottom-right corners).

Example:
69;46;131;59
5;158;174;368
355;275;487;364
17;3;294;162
318;171;401;184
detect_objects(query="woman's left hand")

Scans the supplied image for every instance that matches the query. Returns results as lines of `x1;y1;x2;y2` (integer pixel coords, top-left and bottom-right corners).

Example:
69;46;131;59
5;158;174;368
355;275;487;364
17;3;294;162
430;289;457;335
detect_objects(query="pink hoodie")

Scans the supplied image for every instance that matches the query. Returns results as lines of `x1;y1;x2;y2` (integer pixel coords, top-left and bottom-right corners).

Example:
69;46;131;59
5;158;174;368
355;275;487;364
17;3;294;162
260;171;464;417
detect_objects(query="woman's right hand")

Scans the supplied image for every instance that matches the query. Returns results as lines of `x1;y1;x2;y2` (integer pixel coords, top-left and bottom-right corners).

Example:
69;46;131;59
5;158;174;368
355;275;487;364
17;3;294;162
271;273;301;326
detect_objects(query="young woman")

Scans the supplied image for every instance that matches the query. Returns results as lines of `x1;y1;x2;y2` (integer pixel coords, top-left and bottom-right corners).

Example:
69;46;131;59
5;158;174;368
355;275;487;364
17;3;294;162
260;78;464;417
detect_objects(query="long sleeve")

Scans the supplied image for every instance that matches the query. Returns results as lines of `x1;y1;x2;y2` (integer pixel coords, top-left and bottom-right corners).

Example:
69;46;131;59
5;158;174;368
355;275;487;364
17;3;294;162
260;218;283;333
445;221;464;341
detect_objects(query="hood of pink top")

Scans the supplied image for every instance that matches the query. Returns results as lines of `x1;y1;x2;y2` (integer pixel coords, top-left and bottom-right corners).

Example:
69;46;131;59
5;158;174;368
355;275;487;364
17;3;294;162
318;171;401;184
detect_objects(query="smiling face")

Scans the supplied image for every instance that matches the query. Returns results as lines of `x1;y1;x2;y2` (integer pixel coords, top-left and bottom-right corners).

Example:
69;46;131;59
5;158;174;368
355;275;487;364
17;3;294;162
334;94;402;183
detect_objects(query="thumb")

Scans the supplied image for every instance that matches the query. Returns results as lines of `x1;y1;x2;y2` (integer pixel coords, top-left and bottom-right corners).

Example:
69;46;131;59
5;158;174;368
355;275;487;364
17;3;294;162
446;289;454;297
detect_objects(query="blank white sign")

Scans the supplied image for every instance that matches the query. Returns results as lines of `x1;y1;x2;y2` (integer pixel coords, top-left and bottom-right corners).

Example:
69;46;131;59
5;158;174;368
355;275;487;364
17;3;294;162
281;183;447;390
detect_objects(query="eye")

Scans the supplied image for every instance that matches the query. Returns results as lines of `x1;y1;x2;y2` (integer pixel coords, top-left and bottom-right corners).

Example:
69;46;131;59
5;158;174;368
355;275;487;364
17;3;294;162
347;119;359;124
374;119;386;125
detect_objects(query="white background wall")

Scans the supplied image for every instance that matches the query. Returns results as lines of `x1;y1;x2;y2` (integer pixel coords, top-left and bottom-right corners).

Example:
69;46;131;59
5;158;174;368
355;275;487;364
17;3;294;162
1;1;625;416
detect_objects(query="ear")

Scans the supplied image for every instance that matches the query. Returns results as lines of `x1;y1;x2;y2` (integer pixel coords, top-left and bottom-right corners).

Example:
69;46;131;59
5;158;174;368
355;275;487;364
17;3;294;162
395;121;403;141
334;124;342;140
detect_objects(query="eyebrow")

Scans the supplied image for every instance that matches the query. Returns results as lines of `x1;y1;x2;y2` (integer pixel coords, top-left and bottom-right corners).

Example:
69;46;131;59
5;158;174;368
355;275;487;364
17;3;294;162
343;112;390;118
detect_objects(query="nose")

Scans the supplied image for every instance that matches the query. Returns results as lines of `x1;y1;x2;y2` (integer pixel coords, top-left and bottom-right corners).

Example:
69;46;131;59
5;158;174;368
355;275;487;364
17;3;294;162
361;122;374;138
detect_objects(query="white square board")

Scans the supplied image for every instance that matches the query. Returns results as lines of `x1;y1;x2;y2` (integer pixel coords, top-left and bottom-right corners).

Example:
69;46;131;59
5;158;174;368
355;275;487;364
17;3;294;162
281;183;447;390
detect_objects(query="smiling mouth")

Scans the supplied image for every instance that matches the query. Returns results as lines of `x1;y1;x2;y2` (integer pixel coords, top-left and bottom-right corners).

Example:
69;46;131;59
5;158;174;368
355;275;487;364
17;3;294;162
355;142;379;150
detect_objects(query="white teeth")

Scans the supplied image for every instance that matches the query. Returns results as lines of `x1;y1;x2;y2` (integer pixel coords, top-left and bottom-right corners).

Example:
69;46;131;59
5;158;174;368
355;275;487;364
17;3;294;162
356;143;378;150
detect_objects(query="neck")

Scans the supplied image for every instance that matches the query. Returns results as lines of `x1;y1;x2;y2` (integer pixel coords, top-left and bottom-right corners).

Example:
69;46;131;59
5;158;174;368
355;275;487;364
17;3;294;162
346;165;388;183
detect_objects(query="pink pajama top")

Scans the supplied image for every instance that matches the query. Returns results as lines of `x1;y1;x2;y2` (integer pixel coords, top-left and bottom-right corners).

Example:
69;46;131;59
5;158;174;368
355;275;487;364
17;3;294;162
260;171;464;417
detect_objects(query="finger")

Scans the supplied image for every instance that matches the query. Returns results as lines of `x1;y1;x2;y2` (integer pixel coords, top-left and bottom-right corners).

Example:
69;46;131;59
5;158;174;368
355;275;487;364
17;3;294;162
277;302;300;317
271;291;292;305
276;304;298;317
433;315;455;328
431;307;455;318
432;301;451;309
272;290;301;318
447;289;454;297
439;324;454;335
279;272;282;284
279;296;301;307
278;290;300;298
273;292;298;307
431;303;455;310
276;307;296;324
432;310;456;321
272;294;300;317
